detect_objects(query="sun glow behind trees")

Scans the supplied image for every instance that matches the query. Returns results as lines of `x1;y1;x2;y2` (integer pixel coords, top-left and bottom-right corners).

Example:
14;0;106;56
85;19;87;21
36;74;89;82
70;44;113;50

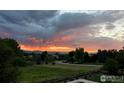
20;44;97;52
20;45;74;52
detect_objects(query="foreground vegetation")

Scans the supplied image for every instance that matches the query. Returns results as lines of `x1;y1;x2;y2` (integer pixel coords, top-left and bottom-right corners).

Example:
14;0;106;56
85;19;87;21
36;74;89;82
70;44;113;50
1;38;124;83
17;64;101;83
0;38;22;82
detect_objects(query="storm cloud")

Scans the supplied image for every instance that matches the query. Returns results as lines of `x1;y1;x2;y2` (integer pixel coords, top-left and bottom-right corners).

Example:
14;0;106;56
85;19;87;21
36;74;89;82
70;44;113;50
0;10;124;52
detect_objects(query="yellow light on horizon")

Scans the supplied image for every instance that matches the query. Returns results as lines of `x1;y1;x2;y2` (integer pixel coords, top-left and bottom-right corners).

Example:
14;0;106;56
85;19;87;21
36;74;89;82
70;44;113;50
20;44;98;53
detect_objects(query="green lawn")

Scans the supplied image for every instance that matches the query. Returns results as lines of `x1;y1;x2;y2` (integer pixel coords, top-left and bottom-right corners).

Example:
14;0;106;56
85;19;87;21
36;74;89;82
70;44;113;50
17;64;102;83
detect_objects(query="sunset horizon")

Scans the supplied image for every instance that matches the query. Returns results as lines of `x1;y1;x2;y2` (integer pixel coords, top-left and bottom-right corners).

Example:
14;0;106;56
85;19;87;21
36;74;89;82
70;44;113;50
0;10;124;53
20;44;98;53
1;10;124;83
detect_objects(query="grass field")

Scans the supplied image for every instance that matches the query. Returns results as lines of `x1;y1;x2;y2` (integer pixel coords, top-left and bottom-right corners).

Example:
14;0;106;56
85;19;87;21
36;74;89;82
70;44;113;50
17;64;102;83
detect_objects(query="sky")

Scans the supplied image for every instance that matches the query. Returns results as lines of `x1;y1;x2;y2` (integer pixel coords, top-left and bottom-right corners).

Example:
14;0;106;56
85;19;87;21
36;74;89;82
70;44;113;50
0;10;124;52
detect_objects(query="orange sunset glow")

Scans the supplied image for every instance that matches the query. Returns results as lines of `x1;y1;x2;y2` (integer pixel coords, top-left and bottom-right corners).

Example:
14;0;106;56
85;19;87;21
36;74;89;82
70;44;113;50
0;10;124;53
20;45;74;52
20;44;97;52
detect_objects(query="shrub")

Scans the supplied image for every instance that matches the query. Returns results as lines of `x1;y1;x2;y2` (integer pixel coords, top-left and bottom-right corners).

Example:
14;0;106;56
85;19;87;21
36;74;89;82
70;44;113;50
0;38;23;82
13;57;33;67
102;58;120;75
115;51;124;69
0;41;18;82
48;55;55;65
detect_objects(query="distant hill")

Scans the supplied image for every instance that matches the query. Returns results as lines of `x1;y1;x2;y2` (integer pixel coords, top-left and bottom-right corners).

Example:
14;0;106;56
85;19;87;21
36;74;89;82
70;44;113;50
22;50;68;55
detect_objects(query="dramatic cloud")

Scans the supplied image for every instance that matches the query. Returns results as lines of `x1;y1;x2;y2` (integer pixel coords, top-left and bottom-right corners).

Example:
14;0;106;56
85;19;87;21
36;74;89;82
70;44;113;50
105;23;115;30
54;13;94;31
0;10;124;52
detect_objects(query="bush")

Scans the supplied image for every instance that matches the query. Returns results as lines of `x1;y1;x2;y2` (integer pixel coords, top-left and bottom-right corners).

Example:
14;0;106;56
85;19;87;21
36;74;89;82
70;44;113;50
115;51;124;69
46;55;56;65
0;64;19;83
0;41;19;82
0;38;23;82
13;57;33;67
102;58;120;74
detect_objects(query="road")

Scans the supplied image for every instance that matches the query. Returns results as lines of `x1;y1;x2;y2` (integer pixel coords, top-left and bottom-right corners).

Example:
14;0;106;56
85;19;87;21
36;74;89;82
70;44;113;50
55;61;101;83
56;61;102;67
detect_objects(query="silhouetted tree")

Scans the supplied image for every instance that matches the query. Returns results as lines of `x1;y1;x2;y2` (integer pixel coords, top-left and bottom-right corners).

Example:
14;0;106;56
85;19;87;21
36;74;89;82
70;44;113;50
97;49;108;63
90;54;98;62
75;48;84;63
115;47;124;69
84;52;90;62
48;55;55;65
41;51;48;64
36;55;42;64
58;54;68;61
2;38;22;56
68;51;75;63
0;38;20;82
107;49;118;58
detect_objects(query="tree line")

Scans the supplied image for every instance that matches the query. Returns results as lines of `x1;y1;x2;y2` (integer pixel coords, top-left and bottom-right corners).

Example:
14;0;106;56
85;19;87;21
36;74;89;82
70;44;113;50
1;38;124;82
64;47;124;74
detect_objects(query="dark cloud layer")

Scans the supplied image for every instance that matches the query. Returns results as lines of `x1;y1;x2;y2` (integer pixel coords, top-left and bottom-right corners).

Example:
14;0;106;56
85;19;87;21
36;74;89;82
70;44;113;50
0;10;58;23
54;13;94;31
0;10;124;52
